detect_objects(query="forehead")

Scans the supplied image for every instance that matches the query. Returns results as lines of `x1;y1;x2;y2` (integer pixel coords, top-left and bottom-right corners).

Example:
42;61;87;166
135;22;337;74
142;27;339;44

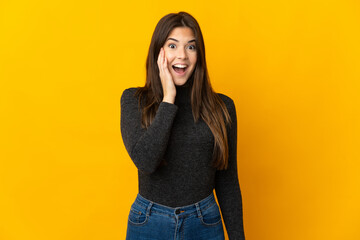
167;27;195;41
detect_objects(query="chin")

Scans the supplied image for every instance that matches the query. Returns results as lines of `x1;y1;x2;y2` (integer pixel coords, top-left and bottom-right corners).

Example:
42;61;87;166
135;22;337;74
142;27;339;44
174;79;188;86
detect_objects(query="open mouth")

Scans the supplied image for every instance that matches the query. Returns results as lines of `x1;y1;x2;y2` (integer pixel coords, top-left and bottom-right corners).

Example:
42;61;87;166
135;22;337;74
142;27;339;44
172;64;188;74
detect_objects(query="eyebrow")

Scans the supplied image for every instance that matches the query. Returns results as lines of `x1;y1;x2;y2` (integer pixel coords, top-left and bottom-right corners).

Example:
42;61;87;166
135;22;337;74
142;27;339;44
166;37;196;43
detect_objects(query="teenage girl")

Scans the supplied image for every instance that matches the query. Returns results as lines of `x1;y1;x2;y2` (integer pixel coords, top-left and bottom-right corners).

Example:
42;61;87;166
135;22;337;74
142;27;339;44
121;11;245;240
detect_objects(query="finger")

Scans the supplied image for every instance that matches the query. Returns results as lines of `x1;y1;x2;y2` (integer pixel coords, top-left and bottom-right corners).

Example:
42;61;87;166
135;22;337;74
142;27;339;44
158;49;164;74
163;50;168;71
164;56;168;72
159;49;166;80
157;48;162;66
160;48;164;67
164;55;171;73
161;48;165;69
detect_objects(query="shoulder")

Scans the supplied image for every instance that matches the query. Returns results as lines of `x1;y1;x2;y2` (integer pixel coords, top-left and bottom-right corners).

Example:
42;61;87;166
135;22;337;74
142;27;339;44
216;92;237;130
121;87;139;98
216;92;236;112
121;87;140;104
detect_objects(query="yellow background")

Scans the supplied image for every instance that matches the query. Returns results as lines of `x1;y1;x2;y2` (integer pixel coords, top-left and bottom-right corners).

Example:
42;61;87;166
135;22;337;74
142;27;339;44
1;0;359;239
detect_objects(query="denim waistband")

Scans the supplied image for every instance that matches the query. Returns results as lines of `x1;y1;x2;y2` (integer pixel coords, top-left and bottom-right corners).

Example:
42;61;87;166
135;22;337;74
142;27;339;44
133;192;217;218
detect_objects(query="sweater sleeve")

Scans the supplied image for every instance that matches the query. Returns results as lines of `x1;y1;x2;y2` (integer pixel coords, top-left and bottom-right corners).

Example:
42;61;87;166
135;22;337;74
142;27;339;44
214;98;246;240
120;88;178;174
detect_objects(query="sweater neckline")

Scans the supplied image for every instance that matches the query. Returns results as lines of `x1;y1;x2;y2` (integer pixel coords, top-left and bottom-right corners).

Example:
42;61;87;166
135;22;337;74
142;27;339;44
174;83;191;105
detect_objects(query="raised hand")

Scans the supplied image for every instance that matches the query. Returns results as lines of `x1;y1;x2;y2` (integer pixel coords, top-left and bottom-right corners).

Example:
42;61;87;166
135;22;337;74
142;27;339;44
157;48;176;103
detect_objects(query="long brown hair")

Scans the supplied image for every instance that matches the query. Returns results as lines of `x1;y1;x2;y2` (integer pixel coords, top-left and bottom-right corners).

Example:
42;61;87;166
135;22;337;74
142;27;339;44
134;12;233;170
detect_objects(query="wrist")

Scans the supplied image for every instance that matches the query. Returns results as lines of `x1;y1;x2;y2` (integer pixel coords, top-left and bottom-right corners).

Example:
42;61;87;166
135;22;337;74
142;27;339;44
162;96;175;104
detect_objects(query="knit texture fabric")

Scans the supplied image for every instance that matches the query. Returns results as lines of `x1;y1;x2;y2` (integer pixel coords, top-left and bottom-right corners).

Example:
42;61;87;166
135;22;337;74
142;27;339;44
120;84;245;239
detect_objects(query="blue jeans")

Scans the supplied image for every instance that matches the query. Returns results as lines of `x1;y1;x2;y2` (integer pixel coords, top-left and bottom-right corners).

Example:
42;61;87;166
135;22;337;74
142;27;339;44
126;192;225;240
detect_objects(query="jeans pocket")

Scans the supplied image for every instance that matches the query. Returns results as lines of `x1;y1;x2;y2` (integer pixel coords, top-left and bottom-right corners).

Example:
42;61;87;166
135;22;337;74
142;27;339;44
200;202;222;226
128;203;149;226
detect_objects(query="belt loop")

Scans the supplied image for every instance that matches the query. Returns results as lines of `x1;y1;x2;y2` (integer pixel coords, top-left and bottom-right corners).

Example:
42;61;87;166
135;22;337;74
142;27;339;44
146;202;153;217
195;203;202;218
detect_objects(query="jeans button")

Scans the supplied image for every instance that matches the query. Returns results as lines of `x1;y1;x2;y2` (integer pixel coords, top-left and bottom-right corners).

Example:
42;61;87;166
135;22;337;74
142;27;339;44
175;209;180;214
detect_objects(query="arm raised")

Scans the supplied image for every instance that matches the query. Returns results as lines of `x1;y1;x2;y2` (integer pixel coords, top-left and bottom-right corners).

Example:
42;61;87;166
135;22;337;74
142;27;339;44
120;88;178;174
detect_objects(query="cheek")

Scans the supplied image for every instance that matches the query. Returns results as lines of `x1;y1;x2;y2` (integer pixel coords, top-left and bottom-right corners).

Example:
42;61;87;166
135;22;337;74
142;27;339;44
190;53;197;66
164;49;176;60
191;57;197;67
164;52;173;63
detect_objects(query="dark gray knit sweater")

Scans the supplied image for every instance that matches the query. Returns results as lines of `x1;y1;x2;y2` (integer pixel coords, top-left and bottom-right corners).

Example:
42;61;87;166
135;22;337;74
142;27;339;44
120;84;245;239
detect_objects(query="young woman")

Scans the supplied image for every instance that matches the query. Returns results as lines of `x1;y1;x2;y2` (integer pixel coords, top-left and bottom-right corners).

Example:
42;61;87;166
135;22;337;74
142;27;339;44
121;12;245;240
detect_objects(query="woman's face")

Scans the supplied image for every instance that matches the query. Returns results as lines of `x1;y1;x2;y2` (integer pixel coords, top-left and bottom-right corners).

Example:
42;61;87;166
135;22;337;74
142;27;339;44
163;27;197;86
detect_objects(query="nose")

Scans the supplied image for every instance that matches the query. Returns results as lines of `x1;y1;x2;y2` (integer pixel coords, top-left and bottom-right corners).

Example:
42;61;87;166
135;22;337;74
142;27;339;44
176;47;187;59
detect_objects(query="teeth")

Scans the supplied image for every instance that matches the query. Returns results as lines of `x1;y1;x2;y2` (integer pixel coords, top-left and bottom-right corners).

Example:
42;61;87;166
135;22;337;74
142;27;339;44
173;64;187;68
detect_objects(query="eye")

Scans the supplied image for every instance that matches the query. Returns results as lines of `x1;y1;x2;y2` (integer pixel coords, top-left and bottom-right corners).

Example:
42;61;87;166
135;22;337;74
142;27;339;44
188;45;196;50
168;44;176;49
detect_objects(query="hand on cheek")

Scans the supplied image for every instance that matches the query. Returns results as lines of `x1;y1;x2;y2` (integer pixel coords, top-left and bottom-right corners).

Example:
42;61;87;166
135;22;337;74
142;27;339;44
157;47;176;101
163;50;171;70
